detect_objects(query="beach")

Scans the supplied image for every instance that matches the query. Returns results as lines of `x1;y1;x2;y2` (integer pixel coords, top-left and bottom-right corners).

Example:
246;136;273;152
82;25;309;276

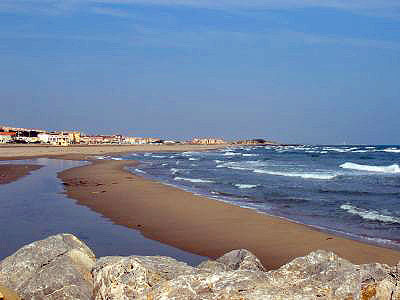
1;145;400;270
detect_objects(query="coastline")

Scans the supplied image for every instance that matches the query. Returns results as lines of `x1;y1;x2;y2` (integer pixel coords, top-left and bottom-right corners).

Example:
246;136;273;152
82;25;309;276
1;145;399;269
59;159;400;269
0;144;231;161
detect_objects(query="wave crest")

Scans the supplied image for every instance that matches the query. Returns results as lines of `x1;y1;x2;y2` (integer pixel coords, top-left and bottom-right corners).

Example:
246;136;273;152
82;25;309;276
341;204;400;224
340;162;400;173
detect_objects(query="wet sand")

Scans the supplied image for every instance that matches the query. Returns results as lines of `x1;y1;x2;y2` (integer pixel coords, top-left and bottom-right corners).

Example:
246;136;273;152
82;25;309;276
59;159;400;270
0;164;42;185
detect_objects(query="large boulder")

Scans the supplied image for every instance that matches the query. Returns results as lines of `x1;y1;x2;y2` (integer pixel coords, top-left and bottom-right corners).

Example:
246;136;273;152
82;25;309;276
92;255;196;299
1;234;399;300
138;250;400;300
0;234;95;300
199;249;266;273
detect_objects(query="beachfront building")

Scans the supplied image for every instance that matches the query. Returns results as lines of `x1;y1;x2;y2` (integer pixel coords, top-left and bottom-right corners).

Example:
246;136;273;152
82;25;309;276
80;135;124;144
233;139;277;145
0;132;16;143
123;137;161;144
1;125;46;143
66;131;81;144
38;132;71;146
191;138;226;145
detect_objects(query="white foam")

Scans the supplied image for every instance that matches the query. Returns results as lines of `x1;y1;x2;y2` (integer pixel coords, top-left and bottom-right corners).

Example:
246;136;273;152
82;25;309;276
383;148;400;153
235;184;258;189
152;155;167;158
189;158;199;161
242;154;259;157
223;152;241;156
352;150;369;153
340;162;400;173
341;204;400;224
111;157;123;160
174;177;214;183
134;168;146;174
253;169;337;180
170;168;181;174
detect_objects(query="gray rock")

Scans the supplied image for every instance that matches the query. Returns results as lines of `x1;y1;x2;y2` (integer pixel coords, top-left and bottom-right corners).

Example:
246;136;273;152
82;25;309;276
92;255;196;299
0;234;95;300
1;234;399;300
140;250;399;300
216;249;266;272
198;249;265;273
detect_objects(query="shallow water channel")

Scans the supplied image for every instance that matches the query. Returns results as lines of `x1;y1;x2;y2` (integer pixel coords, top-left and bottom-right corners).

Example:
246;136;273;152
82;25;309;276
0;158;204;265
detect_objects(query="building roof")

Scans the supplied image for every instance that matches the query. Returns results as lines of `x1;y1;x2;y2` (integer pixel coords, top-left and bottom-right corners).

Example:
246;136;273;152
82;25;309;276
0;132;16;136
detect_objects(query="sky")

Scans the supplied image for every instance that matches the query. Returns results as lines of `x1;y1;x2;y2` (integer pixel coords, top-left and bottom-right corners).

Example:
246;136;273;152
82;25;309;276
0;0;399;144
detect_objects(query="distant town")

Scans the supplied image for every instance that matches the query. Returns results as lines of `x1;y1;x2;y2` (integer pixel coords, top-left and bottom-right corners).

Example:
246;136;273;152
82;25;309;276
0;125;276;146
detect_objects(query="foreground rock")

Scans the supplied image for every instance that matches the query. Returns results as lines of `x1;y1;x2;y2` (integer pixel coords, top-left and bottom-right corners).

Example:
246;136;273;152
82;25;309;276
0;234;399;299
92;255;196;299
0;234;95;299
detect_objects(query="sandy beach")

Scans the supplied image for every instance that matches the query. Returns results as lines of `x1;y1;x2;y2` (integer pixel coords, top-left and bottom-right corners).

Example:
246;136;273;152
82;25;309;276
1;145;399;270
59;159;400;269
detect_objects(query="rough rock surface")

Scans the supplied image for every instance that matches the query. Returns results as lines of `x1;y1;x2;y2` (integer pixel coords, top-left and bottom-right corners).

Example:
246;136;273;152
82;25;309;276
143;250;400;300
0;234;399;300
0;234;95;300
92;255;195;299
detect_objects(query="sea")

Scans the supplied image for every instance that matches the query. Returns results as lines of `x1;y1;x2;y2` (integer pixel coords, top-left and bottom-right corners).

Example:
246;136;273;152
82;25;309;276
104;144;400;250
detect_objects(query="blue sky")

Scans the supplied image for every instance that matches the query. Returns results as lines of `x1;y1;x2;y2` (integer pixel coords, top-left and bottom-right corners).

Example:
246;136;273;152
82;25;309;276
1;0;399;144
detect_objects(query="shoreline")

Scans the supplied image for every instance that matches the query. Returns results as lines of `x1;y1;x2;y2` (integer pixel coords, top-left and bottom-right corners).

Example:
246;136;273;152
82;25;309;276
0;144;232;161
59;159;400;269
1;145;399;269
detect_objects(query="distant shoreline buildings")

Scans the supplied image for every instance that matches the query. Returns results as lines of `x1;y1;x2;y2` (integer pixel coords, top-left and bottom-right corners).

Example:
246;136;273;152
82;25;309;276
0;125;277;146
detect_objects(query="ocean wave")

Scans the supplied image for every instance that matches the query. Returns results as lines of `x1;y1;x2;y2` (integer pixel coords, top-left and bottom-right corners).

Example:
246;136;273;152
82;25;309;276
170;168;182;174
340;204;400;224
340;162;400;173
234;184;258;189
383;148;400;153
151;155;167;158
223;152;241;156
189;158;199;161
111;157;123;160
174;177;214;183
242;154;259;157
253;169;337;180
134;168;146;174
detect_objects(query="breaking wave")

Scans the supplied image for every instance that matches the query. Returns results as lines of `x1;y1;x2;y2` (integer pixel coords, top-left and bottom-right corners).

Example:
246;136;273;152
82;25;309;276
234;184;258;189
340;162;400;173
253;169;337;180
340;204;400;224
384;148;400;153
174;177;214;183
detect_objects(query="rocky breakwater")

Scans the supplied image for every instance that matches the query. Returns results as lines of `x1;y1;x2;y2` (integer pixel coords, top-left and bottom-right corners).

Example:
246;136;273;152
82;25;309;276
0;234;399;299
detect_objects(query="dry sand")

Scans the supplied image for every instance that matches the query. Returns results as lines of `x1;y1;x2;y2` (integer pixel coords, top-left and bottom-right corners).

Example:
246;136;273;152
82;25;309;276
59;159;400;270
